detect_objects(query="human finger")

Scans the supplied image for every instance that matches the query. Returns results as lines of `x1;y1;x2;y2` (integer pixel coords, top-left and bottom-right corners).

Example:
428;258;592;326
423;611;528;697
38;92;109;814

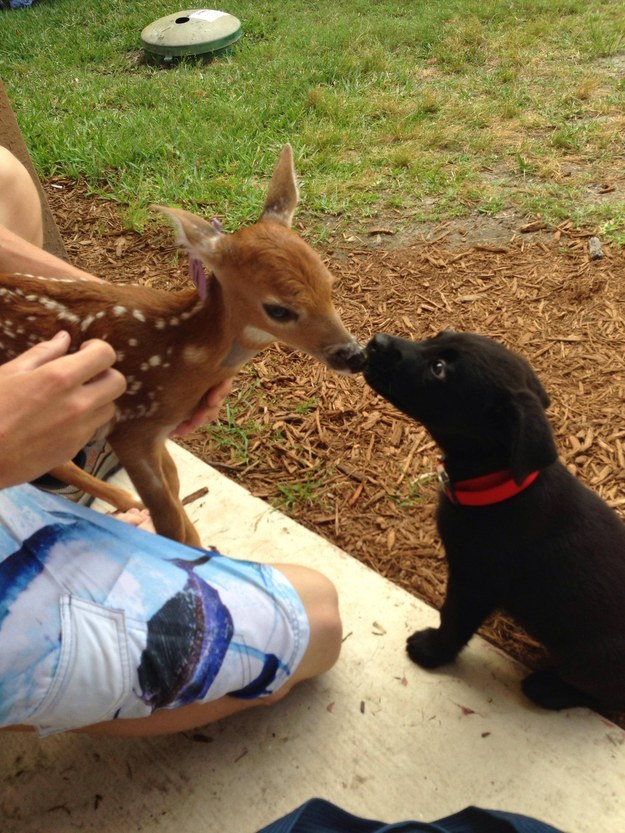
55;339;118;386
5;331;71;371
81;365;128;405
169;378;233;436
204;377;233;407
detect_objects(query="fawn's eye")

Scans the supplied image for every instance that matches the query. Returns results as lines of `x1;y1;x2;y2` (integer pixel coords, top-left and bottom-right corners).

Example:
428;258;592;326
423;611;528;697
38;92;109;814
429;358;447;381
263;304;298;323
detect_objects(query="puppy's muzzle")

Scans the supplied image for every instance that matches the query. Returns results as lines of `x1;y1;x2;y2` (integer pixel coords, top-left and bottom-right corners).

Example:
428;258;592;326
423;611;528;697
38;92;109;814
365;333;403;368
363;333;403;393
367;333;397;357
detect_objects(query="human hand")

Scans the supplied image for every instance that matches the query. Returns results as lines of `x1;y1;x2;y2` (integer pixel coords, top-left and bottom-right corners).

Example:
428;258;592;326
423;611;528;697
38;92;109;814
169;378;233;437
0;332;126;488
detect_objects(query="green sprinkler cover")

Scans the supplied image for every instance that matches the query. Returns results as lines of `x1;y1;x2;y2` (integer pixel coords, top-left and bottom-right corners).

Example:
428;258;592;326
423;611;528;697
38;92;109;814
141;9;242;60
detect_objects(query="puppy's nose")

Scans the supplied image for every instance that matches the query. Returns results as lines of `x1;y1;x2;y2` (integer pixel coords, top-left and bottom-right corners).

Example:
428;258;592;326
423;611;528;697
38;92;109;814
367;333;392;354
365;334;405;372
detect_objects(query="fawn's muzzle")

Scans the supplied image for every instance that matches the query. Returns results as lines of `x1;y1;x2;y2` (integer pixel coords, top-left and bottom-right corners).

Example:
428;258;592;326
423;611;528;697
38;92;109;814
324;341;367;374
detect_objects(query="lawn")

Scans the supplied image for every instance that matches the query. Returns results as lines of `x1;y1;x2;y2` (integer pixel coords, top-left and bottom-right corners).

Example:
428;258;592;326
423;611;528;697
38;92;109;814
1;0;624;239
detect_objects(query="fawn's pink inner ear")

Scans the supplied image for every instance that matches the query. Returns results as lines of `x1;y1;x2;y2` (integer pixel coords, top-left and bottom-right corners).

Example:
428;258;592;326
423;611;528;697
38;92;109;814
189;255;207;300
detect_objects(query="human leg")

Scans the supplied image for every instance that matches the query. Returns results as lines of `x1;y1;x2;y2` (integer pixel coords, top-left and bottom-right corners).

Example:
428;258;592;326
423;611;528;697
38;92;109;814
0;485;342;737
0;145;43;247
268;564;342;689
72;564;341;737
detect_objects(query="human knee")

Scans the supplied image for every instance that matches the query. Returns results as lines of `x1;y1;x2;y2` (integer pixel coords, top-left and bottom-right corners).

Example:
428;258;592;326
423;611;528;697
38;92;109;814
0;146;43;246
273;564;343;678
307;569;342;650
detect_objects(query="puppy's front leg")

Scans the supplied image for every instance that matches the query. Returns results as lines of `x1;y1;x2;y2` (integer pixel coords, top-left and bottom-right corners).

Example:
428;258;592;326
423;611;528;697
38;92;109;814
407;575;495;669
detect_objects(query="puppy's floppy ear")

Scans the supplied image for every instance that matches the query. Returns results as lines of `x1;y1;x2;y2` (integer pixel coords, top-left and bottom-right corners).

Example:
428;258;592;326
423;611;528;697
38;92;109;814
507;389;558;484
527;365;551;409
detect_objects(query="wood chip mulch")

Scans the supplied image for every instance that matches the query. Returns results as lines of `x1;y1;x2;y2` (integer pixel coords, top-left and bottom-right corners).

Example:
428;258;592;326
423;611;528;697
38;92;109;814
45;179;625;723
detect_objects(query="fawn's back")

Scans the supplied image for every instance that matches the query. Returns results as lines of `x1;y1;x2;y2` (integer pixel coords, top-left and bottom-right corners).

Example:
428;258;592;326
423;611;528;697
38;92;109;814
0;144;364;545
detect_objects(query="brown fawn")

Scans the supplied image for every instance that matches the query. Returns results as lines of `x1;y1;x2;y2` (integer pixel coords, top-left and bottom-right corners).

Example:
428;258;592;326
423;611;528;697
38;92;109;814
0;145;365;545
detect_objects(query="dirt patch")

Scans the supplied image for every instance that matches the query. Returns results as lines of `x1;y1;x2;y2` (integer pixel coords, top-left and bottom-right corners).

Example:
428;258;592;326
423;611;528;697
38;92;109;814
45;179;625;722
334;207;548;252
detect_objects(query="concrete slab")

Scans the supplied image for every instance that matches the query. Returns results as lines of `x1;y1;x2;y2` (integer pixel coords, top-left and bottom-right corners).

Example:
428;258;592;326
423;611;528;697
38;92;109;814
2;443;624;833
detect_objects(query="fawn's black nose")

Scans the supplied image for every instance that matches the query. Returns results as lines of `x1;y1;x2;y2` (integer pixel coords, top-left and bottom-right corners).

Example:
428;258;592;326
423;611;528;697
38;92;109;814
327;341;367;374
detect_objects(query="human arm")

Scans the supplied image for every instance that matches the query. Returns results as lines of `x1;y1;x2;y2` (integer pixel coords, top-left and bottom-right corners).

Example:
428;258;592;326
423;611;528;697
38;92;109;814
0;223;103;282
0;331;126;489
1;227;231;434
169;378;233;437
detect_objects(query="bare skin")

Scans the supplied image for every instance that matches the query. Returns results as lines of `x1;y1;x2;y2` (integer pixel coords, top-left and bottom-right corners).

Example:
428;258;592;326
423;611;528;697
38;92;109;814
1;564;342;736
0;148;343;735
0;148;232;484
0;333;126;488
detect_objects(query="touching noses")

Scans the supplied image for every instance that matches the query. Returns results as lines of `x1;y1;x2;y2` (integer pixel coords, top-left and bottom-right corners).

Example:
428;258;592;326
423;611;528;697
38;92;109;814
366;333;402;364
326;340;367;374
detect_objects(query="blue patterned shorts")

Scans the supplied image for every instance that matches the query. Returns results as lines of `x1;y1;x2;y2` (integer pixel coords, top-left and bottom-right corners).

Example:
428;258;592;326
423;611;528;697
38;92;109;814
0;485;310;735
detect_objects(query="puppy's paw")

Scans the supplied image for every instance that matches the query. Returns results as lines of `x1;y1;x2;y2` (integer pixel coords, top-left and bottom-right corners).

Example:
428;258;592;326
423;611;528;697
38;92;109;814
406;628;458;669
521;670;597;711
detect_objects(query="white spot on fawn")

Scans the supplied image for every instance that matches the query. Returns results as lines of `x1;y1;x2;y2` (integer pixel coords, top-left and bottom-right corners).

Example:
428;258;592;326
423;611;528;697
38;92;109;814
128;338;138;347
180;302;203;321
182;345;207;364
243;325;274;347
132;309;146;323
113;305;128;317
58;310;80;325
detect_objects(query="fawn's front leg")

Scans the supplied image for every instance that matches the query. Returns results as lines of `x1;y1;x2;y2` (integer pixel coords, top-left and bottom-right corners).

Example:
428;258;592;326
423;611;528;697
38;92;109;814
110;435;201;547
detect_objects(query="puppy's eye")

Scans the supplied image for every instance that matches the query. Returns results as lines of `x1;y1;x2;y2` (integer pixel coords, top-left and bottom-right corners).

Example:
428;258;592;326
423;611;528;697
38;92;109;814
429;359;447;381
263;303;298;323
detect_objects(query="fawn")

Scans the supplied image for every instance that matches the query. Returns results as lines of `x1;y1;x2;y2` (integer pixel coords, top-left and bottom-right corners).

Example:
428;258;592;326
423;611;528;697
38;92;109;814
0;145;365;545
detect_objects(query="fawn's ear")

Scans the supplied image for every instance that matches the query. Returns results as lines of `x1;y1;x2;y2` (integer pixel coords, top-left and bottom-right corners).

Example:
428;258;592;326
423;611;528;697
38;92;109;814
506;389;558;484
259;144;299;228
153;205;223;263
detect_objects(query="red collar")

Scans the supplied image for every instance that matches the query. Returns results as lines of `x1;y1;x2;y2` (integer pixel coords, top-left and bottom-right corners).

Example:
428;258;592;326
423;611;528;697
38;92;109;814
436;462;539;506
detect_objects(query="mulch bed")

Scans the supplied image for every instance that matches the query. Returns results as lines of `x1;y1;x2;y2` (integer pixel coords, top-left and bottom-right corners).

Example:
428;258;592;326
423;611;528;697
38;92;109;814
45;179;625;722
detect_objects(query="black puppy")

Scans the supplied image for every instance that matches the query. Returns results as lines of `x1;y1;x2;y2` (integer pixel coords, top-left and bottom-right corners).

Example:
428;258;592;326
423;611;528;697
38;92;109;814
364;330;625;712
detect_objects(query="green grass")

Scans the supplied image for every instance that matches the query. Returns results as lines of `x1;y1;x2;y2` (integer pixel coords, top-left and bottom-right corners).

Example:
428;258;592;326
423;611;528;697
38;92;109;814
275;473;329;512
198;376;283;465
1;0;624;239
392;474;438;509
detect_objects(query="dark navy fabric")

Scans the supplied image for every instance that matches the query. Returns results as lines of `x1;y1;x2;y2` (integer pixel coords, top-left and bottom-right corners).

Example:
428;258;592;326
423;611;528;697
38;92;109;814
255;799;568;833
